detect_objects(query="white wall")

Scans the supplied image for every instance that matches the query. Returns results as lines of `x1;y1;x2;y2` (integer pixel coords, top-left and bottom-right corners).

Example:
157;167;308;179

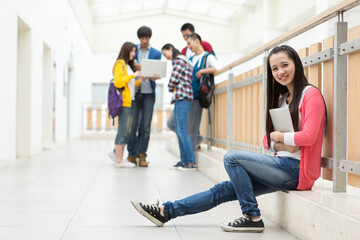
0;1;17;161
0;0;92;162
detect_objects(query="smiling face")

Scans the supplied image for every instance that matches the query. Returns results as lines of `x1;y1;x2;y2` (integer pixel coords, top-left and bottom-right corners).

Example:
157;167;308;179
269;52;295;90
162;48;173;61
186;37;197;52
129;47;136;61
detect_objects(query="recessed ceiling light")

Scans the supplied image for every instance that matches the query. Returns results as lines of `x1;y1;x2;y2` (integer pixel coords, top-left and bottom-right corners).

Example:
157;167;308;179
167;0;188;11
120;2;142;14
143;0;166;10
187;2;211;14
208;7;234;19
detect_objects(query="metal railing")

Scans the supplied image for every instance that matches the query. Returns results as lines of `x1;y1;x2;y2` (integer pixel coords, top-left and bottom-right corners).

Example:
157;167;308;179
204;0;360;192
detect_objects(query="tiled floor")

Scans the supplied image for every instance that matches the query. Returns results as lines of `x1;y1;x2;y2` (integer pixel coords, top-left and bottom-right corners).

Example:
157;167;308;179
0;138;297;240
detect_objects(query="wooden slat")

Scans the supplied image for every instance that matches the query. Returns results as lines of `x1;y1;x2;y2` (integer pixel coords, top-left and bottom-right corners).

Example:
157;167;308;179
215;0;360;76
348;26;360;188
322;36;334;181
258;66;264;145
252;67;261;145
106;108;111;130
87;107;93;130
240;73;246;143
156;107;162;132
309;43;322;88
245;71;252;144
298;48;309;80
233;76;241;142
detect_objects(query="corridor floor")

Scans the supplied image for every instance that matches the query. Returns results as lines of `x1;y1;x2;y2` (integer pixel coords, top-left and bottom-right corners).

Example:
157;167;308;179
0;138;297;240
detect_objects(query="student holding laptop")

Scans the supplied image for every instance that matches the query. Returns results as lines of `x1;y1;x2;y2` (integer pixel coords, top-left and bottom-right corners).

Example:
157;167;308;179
131;45;326;233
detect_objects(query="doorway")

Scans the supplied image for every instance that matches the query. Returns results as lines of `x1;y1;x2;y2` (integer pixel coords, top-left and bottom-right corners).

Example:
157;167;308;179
16;17;31;158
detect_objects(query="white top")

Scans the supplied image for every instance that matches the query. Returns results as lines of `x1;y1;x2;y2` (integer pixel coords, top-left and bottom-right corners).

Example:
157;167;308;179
127;64;135;100
270;86;313;160
190;52;220;70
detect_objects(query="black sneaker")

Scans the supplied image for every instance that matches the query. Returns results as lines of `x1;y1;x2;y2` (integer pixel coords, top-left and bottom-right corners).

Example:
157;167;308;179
131;199;165;227
221;214;264;232
170;161;184;170
177;163;197;171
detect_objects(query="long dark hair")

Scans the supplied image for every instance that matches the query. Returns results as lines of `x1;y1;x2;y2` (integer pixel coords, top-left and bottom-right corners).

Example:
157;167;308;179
116;41;136;71
161;43;181;60
266;45;313;148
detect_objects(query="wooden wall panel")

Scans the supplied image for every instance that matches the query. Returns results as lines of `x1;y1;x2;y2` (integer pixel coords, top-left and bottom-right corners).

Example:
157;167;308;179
322;36;334;181
348;26;360;187
240;73;246;143
298;47;309;80
258;66;263;145
252;67;261;145
309;43;322;88
245;71;252;144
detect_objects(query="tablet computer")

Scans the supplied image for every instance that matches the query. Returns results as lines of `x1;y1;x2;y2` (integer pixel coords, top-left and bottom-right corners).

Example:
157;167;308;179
141;59;167;78
269;108;294;132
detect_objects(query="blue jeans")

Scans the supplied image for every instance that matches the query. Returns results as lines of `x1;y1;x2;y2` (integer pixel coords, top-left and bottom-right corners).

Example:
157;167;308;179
127;93;155;157
174;100;195;164
163;150;299;221
167;100;203;150
114;106;133;145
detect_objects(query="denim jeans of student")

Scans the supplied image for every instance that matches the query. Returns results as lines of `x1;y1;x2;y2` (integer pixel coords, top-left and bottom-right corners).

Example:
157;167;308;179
163;150;300;221
127;93;155;157
174;100;195;165
114;106;133;145
167;99;203;150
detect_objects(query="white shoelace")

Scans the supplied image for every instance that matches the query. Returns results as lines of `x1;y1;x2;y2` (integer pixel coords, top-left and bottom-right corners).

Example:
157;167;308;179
229;214;251;225
142;200;160;212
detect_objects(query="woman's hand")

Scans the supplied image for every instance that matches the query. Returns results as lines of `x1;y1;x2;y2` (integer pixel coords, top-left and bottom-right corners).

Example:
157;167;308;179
138;77;145;83
274;143;300;153
150;74;160;82
286;145;301;153
270;131;284;143
134;71;141;78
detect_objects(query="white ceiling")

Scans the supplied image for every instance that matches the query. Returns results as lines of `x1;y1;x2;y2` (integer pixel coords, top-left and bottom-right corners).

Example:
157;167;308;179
87;0;256;25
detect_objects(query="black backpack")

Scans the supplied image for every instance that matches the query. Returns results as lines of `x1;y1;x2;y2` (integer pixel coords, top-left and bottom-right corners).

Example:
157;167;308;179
198;53;215;109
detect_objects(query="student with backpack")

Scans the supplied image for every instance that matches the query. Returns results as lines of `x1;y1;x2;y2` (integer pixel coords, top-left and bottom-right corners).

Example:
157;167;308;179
108;42;143;168
186;33;219;151
161;43;196;171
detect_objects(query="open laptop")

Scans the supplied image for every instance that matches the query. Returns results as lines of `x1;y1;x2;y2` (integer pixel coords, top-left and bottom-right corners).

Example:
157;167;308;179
141;59;167;78
269;108;294;132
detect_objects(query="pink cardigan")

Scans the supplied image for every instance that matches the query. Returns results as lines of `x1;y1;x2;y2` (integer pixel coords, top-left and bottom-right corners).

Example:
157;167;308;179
263;87;326;190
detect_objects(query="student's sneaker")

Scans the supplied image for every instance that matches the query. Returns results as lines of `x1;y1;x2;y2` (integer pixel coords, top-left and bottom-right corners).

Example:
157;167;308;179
177;163;197;171
170;161;184;170
114;161;136;168
221;214;265;233
107;150;116;162
131;199;165;227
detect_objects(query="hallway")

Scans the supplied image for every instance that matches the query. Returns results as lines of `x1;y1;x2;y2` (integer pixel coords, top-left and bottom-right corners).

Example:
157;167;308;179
0;137;296;240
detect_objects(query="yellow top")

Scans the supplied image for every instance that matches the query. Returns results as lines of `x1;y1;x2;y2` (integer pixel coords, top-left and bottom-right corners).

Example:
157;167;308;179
112;59;140;107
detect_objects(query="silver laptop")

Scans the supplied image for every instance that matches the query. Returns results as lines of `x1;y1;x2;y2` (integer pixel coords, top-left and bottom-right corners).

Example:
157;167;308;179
269;108;294;132
141;59;167;78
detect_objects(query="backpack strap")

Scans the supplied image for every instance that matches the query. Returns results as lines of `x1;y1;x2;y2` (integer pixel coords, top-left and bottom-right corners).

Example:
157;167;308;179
201;52;210;70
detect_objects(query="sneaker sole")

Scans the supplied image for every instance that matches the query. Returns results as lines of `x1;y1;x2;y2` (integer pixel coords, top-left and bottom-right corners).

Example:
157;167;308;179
130;199;164;227
114;162;136;168
177;167;197;171
221;223;264;233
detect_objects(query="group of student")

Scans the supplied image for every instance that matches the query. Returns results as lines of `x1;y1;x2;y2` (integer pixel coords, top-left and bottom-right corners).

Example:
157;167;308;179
108;23;327;234
108;23;219;170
